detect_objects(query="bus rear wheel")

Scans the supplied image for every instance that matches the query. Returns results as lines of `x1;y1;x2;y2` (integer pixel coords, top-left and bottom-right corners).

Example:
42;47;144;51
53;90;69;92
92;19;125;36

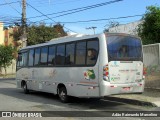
58;87;69;103
22;82;29;94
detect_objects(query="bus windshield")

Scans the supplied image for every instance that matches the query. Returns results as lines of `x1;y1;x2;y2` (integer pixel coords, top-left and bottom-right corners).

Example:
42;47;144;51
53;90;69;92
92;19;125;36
107;35;142;61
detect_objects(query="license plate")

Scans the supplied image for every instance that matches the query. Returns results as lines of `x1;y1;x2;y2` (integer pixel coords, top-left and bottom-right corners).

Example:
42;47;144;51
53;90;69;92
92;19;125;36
123;87;130;91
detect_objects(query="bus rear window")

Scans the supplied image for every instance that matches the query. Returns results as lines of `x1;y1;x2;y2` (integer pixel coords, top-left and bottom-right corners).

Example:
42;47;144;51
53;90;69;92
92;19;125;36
107;35;142;61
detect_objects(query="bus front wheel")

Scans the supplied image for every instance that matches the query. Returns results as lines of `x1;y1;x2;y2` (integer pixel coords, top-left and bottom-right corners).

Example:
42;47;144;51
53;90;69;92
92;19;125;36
22;82;29;94
58;87;69;103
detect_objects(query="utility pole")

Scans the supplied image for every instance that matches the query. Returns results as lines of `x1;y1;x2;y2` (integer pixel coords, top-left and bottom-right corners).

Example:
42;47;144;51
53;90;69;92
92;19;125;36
86;27;97;35
21;0;27;47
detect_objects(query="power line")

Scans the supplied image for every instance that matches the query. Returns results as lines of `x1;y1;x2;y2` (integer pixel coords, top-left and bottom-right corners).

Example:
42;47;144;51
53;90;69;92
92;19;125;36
28;0;123;20
59;14;143;24
26;2;77;33
0;1;20;6
3;0;21;15
31;0;83;7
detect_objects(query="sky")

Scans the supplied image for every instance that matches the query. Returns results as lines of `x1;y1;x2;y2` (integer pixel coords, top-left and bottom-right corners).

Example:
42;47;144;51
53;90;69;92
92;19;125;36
0;0;160;34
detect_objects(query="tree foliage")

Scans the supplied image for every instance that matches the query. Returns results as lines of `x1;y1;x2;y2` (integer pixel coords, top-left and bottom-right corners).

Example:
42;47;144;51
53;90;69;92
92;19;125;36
138;5;160;45
11;23;67;46
0;45;15;75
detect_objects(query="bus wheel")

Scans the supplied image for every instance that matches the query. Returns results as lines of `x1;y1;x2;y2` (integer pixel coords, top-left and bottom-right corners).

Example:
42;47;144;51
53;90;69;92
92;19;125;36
23;82;29;94
58;87;68;103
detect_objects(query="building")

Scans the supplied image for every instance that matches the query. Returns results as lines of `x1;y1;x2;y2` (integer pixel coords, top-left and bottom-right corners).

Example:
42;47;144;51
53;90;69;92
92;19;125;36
0;22;17;75
108;21;142;36
4;26;19;48
0;22;4;45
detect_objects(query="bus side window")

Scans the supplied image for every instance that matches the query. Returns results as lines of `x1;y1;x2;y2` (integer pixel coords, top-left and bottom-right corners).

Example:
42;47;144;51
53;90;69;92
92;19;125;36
87;40;99;65
34;48;40;66
75;41;86;65
17;52;28;67
17;54;22;67
65;43;75;65
55;44;65;65
48;46;56;66
40;47;48;65
28;49;34;66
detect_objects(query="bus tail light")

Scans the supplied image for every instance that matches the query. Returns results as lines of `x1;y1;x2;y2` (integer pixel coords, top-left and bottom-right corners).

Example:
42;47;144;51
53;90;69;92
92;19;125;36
103;64;109;81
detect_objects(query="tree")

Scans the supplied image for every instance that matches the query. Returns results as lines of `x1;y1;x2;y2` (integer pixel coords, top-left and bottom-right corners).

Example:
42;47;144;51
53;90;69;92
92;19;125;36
11;23;67;46
104;21;120;32
0;45;15;75
138;5;160;45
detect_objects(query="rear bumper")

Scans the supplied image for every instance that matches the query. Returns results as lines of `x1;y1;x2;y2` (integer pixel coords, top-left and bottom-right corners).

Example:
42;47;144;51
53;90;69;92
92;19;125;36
100;81;145;96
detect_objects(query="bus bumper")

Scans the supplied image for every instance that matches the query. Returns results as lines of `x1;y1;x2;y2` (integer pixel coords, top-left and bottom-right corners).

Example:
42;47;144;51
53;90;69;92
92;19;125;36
100;81;145;96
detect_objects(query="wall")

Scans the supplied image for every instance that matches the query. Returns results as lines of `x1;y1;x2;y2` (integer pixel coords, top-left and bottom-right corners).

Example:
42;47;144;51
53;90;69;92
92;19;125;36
0;22;4;45
143;43;160;69
0;60;16;75
109;21;142;35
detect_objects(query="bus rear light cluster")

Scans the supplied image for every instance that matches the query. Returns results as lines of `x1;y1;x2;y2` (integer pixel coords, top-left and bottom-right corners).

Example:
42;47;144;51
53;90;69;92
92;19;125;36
103;64;109;81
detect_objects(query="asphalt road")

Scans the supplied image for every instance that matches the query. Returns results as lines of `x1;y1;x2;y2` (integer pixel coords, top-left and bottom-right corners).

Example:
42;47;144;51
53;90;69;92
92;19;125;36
0;78;159;120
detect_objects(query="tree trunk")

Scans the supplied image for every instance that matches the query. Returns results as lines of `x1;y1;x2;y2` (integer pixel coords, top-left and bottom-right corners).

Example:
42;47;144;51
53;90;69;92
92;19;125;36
4;67;7;76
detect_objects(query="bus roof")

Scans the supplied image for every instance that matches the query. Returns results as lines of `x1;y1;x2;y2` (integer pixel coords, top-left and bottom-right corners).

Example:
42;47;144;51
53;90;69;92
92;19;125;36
19;32;140;51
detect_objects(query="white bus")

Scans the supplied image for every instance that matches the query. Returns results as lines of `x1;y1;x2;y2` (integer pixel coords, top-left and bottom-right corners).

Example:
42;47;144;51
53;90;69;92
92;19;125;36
16;33;145;102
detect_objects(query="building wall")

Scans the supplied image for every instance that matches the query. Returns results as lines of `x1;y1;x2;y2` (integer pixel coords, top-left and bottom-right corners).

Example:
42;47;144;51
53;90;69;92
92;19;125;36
109;21;142;35
0;22;4;45
0;23;18;75
4;27;18;47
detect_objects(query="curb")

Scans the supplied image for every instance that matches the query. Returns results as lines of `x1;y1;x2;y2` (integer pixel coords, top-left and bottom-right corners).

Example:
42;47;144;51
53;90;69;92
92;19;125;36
145;87;160;91
104;96;158;107
0;78;15;80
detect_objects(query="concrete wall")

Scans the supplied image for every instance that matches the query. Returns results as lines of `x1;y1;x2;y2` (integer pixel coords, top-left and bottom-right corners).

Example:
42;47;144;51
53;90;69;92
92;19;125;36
143;43;160;69
109;21;142;36
0;60;16;75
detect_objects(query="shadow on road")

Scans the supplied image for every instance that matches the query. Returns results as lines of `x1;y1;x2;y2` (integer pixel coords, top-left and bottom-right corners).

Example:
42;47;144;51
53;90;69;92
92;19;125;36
0;87;135;111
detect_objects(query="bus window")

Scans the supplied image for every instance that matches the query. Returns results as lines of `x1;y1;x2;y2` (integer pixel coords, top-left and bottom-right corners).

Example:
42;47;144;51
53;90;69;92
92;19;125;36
17;52;28;67
55;44;65;65
87;40;99;65
40;47;48;65
17;53;22;67
75;41;86;65
107;36;142;61
23;52;28;66
48;46;56;66
34;48;40;66
28;49;34;66
65;43;75;65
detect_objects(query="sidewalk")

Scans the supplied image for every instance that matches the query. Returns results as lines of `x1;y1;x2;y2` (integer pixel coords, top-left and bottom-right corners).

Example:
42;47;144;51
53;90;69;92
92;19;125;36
105;88;160;107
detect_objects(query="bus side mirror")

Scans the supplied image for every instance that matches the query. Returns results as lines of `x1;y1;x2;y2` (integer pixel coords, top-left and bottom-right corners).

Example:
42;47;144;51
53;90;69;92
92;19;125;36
18;55;22;61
